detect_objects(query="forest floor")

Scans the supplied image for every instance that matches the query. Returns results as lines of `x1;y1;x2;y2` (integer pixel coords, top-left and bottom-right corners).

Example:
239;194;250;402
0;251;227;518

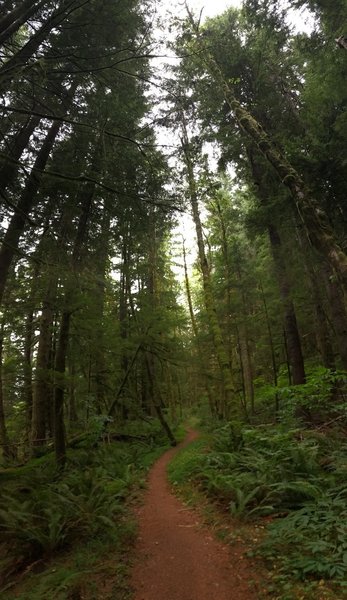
130;429;262;600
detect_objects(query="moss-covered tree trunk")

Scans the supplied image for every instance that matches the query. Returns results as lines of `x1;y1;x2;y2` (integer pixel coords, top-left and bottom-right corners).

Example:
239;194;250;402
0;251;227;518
259;281;278;387
193;36;347;289
145;354;176;447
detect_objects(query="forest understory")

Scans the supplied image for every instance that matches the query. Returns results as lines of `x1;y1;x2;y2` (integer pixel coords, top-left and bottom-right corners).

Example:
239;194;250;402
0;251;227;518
0;0;347;598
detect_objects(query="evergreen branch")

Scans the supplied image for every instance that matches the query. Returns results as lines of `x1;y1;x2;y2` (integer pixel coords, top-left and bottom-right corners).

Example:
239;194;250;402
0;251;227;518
0;153;182;212
0;106;145;150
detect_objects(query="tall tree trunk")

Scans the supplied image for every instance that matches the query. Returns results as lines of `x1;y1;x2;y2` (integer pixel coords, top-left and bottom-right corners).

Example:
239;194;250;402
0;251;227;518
119;242;129;419
213;198;234;368
23;302;34;437
268;224;306;385
182;240;217;416
51;162;97;465
32;296;55;447
0;119;61;304
0;0;81;90
181;121;235;414
259;281;278;387
0;0;46;47
23;237;47;439
31;201;74;448
145;354;176;447
93;208;111;413
0;322;13;460
0;114;41;204
54;310;71;469
248;148;305;385
234;249;254;413
238;322;254;413
68;359;78;425
322;263;347;370
295;229;335;369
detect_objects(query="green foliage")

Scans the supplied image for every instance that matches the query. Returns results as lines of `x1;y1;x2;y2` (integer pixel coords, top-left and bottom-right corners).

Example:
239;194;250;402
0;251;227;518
170;425;335;515
170;422;347;585
168;439;207;485
0;451;128;556
261;490;347;582
0;425;176;590
0;415;180;598
255;368;347;424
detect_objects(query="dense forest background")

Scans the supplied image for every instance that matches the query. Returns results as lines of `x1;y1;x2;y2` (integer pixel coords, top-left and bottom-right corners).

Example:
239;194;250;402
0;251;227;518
0;0;346;598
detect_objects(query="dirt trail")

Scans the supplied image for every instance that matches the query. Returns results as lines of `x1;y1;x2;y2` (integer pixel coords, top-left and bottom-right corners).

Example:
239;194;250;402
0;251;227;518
131;430;258;600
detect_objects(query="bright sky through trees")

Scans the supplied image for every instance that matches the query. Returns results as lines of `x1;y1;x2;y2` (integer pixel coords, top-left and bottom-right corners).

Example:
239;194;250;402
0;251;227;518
156;0;315;279
182;0;241;19
159;0;241;21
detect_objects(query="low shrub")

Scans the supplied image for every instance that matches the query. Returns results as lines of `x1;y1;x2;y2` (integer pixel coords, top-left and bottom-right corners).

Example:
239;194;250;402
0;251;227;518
169;422;347;586
260;488;347;582
0;421;177;584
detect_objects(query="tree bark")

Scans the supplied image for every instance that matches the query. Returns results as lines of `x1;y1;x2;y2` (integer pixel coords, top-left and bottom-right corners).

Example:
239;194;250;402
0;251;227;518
31;202;73;448
181;121;235;414
68;359;78;424
0;119;61;305
322;263;347;370
119;241;129;420
182;240;217;416
268;224;306;385
234;250;254;413
259;281;278;387
0;0;81;90
23;301;34;437
51;159;97;465
247;148;305;385
93;207;111;413
0;323;13;460
238;322;254;413
0;0;46;47
54;310;70;469
32;298;55;446
145;354;176;447
295;229;335;369
0;114;41;204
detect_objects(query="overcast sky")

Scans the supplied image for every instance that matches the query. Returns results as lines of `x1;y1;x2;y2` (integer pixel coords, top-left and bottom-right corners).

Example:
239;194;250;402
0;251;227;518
156;0;314;31
180;0;241;19
155;0;241;28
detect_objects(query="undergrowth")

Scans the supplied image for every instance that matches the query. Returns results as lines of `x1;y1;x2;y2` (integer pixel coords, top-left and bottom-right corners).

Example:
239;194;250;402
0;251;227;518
0;418;181;599
168;419;347;597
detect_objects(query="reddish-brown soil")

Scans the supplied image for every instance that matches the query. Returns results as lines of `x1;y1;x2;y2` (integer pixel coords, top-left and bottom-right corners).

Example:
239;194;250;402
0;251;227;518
131;430;259;600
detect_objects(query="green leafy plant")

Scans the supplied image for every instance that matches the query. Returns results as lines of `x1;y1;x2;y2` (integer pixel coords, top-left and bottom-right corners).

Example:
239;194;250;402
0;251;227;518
260;489;347;581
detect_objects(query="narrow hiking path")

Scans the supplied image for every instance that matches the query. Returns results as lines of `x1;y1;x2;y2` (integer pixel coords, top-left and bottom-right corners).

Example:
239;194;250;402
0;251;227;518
131;430;259;600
